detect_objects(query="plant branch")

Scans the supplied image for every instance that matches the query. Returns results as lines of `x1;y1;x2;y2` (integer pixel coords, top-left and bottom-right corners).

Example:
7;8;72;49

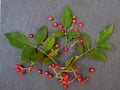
71;45;97;65
35;46;58;64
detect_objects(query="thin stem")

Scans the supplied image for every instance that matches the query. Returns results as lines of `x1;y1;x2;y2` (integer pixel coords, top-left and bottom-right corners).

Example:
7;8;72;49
70;40;79;47
64;27;68;47
36;46;57;64
72;68;78;78
66;77;77;85
72;46;97;65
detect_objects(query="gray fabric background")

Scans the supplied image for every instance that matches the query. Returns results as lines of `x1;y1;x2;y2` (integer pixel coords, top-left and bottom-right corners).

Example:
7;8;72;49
1;0;120;90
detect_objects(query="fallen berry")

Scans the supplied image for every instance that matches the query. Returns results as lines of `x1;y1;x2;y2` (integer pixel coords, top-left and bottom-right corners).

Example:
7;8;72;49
48;74;53;78
73;68;78;72
53;22;58;27
48;64;52;69
61;29;65;33
48;16;54;21
79;39;83;43
29;34;34;38
37;69;42;74
54;43;60;49
85;76;90;81
55;64;60;68
89;67;95;73
63;47;68;52
78;22;84;28
59;23;63;28
44;71;49;76
77;74;82;78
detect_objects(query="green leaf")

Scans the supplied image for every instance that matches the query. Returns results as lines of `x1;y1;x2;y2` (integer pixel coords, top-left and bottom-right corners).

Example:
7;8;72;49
20;48;36;63
97;42;112;50
96;24;114;45
34;25;48;45
82;32;91;49
76;43;84;54
51;49;58;57
60;5;72;28
67;30;80;41
4;32;32;48
52;30;65;37
65;57;74;68
31;53;44;64
43;37;55;51
43;57;51;64
85;49;106;61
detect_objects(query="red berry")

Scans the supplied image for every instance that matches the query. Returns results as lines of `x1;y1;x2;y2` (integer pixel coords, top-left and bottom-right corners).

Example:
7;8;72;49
18;65;23;69
79;81;85;85
63;47;68;52
29;34;34;38
53;22;58;27
78;22;84;28
73;68;78;72
40;41;45;45
16;68;21;72
79;39;83;43
58;79;63;83
29;65;34;70
51;63;55;67
64;85;68;89
74;28;79;32
48;53;52;57
44;71;49;76
48;16;54;21
61;29;65;33
48;64;52;69
59;23;63;28
72;19;77;23
63;80;67;84
64;75;69;81
37;69;42;74
14;64;19;68
85;76;90;81
63;72;68;76
54;43;60;49
19;71;24;76
77;74;82;78
72;16;76;20
78;77;83;82
39;58;44;62
48;74;53;78
89;67;95;73
55;64;60;68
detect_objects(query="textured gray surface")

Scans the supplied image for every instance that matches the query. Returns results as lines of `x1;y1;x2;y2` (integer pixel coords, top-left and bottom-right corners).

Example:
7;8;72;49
1;0;120;90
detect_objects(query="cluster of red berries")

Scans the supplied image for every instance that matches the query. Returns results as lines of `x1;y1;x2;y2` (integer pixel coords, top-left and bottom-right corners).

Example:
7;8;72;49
37;69;54;78
14;64;34;76
58;72;69;89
